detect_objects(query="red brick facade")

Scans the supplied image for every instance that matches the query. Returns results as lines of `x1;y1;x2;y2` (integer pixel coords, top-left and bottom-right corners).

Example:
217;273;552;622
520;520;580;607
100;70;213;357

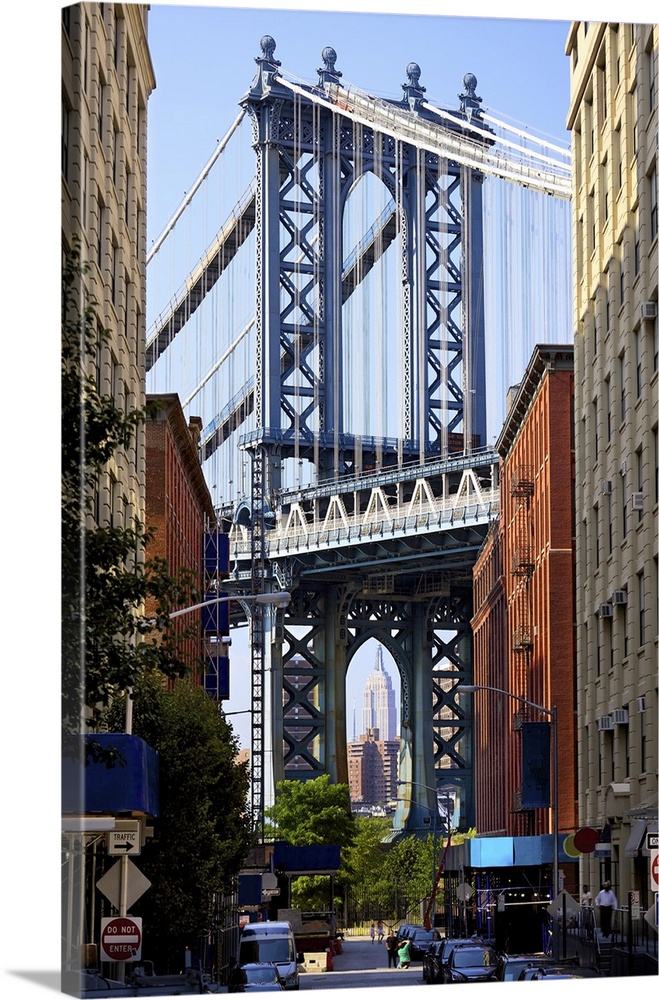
145;394;216;676
471;347;578;840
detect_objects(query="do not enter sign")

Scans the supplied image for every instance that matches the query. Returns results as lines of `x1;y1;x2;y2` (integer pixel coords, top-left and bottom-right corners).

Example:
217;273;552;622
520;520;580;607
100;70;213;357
100;916;142;963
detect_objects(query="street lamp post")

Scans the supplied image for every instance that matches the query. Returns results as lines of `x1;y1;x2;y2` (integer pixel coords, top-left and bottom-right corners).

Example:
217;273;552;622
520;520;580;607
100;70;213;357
125;591;291;733
461;684;559;959
397;780;442;929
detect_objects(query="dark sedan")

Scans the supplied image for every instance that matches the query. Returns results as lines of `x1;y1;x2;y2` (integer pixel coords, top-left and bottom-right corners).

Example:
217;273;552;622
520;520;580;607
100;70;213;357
228;964;284;992
433;938;473;984
409;928;437;960
495;953;561;982
528;965;601;980
444;944;498;984
422;939;445;983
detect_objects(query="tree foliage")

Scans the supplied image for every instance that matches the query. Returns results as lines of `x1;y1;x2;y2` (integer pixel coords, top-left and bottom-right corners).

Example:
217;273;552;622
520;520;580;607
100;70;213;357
103;673;253;971
61;242;198;739
265;775;355;847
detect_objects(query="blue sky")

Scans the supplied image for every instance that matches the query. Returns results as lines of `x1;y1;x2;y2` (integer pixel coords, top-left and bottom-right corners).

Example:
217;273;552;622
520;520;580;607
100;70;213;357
2;3;655;997
146;5;574;248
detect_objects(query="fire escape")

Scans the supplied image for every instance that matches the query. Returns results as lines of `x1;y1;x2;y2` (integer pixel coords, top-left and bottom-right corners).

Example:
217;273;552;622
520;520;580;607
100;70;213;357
509;466;535;828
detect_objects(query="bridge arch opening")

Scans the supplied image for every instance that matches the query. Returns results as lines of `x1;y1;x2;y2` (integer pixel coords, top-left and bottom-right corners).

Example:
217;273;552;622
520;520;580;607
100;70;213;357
341;169;400;449
345;637;401;814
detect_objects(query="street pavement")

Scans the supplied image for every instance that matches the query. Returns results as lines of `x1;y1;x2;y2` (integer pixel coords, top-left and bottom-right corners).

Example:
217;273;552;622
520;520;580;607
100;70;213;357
298;935;425;992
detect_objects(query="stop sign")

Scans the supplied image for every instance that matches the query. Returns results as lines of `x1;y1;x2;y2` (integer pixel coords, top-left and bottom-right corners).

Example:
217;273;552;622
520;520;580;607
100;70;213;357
100;916;142;962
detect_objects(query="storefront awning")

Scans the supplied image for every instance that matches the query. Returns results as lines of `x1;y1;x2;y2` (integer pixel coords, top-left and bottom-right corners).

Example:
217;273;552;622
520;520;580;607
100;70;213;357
624;819;647;857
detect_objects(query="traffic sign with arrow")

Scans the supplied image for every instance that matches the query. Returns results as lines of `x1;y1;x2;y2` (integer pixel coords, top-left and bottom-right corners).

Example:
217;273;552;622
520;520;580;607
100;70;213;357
107;819;141;856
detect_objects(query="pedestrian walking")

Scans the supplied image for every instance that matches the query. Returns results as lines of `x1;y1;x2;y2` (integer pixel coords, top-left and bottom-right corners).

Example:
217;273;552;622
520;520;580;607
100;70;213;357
594;880;618;937
385;931;398;968
377;919;384;943
397;939;411;969
580;884;593;907
370;921;376;943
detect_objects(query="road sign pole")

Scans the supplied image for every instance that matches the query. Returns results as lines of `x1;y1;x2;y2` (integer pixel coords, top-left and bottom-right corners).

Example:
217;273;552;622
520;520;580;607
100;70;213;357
115;855;130;983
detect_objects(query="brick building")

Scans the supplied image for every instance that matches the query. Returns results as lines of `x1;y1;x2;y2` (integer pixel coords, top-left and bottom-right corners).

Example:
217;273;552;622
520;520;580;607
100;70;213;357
471;345;578;843
145;393;217;675
347;728;400;806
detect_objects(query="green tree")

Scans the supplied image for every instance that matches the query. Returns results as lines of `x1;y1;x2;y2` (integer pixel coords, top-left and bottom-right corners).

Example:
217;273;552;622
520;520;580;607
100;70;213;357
61;242;197;741
103;673;253;971
265;776;355;914
265;775;355;847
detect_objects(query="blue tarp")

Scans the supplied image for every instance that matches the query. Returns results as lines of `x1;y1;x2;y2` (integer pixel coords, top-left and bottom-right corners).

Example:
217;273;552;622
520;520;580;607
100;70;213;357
62;733;159;817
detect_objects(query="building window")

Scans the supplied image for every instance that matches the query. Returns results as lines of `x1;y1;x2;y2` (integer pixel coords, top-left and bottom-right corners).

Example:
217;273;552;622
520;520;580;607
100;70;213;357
636;328;643;397
606;291;610;330
83;19;89;93
97;196;105;270
650;167;657;242
61;98;70;180
649;43;656;112
654;429;658;504
621;465;628;538
594;504;600;567
619;352;626;424
623;707;630;776
638;571;646;646
62;6;71;35
622;603;629;658
605;378;612;441
82;152;88;230
111;240;118;304
607;494;613;555
640;706;647;772
593;399;599;460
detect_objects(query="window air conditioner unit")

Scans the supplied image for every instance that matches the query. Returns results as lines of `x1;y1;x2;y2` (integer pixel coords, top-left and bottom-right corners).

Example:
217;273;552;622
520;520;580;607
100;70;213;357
598;603;613;618
611;708;629;725
620;460;627;476
631;492;644;510
601;479;612;495
636;696;646;713
611;590;628;605
640;301;657;321
598;715;614;731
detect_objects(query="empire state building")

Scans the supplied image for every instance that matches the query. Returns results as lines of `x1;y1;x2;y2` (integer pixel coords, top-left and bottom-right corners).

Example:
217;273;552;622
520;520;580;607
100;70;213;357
361;645;397;741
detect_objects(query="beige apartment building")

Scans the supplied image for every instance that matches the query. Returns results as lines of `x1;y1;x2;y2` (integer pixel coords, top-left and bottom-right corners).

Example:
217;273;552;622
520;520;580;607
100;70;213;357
61;3;155;974
566;21;657;912
62;3;155;532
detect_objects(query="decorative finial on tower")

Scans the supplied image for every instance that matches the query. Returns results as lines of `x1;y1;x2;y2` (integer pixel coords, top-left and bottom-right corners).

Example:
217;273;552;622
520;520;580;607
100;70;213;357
248;35;282;96
259;35;279;64
401;62;426;111
318;46;342;88
459;72;482;121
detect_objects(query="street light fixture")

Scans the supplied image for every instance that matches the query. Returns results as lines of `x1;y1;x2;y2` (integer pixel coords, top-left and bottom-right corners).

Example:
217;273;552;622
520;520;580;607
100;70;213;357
461;683;559;958
126;591;291;732
168;590;291;619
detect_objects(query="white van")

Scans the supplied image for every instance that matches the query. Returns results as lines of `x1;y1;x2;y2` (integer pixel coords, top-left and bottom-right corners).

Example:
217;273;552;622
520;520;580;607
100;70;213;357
238;920;300;990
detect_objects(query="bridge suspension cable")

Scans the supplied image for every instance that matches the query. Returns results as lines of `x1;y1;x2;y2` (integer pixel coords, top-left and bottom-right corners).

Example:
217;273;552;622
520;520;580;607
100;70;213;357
278;76;571;200
147;108;247;264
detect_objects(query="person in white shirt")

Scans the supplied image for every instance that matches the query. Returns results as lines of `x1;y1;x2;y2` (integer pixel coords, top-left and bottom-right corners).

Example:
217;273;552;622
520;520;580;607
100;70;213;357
594;880;618;936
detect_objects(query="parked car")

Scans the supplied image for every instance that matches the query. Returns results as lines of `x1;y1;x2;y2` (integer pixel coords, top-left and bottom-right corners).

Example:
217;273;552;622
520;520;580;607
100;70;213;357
422;939;445;983
228;963;285;992
397;923;423;943
409;928;436;959
444;944;498;984
495;953;559;982
528;965;602;980
517;958;580;981
433;937;472;984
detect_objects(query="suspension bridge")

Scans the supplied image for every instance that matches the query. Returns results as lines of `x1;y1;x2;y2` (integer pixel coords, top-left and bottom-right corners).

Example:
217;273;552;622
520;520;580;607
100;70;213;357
145;37;572;838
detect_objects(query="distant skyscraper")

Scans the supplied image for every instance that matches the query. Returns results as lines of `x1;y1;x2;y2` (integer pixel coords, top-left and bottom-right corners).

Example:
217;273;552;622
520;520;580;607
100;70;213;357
361;645;397;741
